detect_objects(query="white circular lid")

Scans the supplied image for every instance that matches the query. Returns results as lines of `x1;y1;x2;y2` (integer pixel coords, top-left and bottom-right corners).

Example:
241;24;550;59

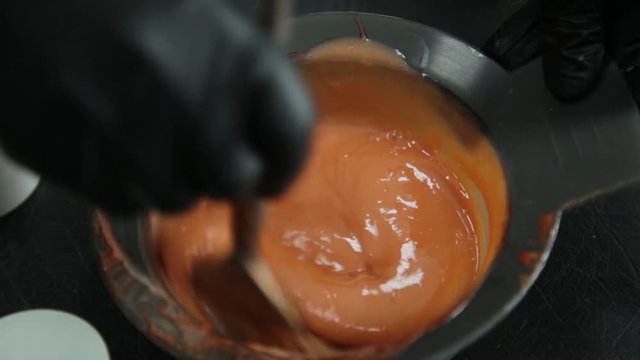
0;309;110;360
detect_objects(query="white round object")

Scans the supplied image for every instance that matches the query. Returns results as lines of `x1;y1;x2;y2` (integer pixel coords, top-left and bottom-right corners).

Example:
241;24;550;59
0;146;40;217
0;309;110;360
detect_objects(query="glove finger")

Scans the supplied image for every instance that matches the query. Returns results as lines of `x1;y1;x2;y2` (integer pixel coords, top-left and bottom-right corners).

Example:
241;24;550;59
181;90;263;200
608;2;640;105
542;0;606;102
482;0;544;71
191;142;262;200
69;128;196;214
244;42;315;197
113;0;261;203
158;0;312;199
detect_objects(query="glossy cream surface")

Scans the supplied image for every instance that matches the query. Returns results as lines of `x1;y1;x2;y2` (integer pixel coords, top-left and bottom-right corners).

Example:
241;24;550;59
151;39;509;348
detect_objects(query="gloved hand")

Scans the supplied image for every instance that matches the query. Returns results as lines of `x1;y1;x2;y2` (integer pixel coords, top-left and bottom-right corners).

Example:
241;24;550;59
0;0;313;213
483;0;639;103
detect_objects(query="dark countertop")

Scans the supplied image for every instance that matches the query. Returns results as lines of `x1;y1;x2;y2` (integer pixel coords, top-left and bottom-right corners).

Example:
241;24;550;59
2;1;640;359
459;186;640;360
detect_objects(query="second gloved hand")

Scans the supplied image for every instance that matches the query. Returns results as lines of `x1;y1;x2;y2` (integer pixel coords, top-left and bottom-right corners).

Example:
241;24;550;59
483;0;640;104
0;0;313;213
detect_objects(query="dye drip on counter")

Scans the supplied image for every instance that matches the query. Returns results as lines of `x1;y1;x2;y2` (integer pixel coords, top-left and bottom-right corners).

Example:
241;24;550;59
150;39;508;350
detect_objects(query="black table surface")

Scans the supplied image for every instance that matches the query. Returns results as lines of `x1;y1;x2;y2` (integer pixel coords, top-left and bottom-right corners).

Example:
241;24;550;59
2;1;640;359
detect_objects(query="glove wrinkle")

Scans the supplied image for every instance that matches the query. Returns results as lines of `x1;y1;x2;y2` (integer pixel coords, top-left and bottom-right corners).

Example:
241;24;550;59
542;0;605;101
482;0;543;71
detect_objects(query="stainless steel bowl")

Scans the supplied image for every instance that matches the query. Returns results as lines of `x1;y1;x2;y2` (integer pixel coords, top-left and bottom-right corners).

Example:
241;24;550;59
95;12;640;360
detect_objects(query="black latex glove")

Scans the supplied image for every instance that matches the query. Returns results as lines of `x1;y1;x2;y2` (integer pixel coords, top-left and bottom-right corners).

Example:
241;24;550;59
0;0;313;213
483;0;640;104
